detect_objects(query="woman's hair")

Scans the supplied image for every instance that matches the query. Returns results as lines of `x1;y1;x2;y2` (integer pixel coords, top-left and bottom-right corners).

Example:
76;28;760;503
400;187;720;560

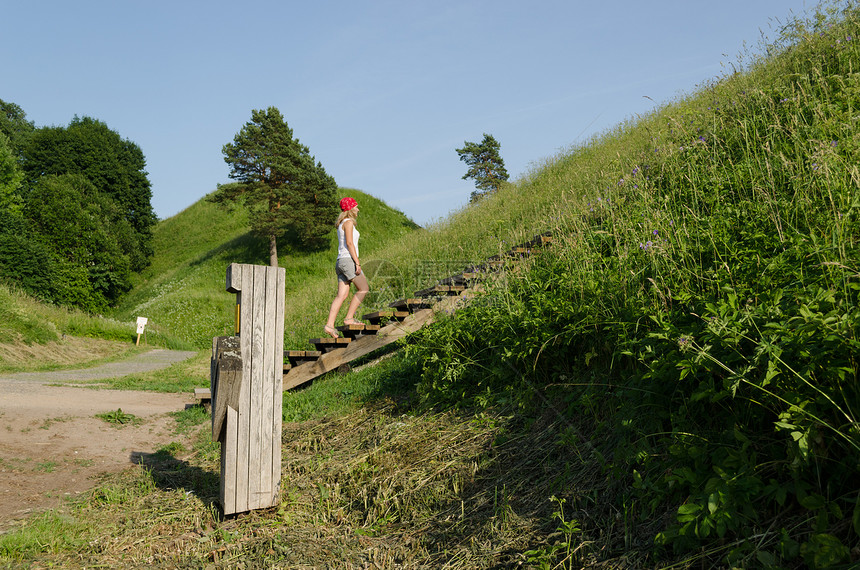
335;207;358;228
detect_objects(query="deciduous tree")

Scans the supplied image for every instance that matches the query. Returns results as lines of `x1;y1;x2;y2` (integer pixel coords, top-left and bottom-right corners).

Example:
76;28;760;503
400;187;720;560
24;173;135;308
21;116;155;269
0;133;23;224
0;99;34;156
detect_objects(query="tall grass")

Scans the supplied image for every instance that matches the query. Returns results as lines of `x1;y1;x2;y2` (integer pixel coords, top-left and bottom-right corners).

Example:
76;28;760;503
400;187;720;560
3;2;859;568
408;2;860;566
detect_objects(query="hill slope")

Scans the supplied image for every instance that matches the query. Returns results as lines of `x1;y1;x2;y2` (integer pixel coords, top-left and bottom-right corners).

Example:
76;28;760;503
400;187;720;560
111;188;420;348
2;3;858;568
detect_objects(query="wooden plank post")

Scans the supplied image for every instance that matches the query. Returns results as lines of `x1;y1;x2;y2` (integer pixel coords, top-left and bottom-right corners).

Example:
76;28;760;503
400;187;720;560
211;263;285;516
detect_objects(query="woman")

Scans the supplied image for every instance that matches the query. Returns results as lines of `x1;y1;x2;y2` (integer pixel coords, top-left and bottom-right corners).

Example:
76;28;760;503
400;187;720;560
324;197;370;338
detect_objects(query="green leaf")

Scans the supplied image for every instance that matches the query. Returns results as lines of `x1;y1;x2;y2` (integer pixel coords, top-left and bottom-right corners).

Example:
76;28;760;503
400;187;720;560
799;493;826;511
678;503;702;516
801;533;849;568
756;550;776;566
708;493;719;515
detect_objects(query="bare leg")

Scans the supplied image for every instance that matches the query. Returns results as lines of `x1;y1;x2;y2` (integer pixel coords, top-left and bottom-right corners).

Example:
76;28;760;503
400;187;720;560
343;273;370;324
325;280;351;337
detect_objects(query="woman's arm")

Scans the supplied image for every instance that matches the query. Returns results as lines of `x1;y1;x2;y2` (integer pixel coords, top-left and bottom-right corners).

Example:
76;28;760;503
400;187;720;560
343;219;361;275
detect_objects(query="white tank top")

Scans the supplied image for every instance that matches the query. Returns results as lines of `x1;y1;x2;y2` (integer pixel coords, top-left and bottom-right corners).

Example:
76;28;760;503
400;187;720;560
337;221;359;260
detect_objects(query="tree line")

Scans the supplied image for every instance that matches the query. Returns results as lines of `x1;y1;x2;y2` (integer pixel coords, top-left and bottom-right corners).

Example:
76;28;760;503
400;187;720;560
0;99;156;312
0;95;511;313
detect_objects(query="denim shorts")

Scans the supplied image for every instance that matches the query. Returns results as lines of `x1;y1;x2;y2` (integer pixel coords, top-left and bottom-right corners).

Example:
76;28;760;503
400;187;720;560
335;257;357;283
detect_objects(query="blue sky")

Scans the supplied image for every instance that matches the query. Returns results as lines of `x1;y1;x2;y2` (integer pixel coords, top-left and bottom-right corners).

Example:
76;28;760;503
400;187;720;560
3;1;815;226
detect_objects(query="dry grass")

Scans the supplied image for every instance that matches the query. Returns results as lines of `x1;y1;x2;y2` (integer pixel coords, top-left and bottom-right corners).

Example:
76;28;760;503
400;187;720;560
8;394;665;568
0;336;135;372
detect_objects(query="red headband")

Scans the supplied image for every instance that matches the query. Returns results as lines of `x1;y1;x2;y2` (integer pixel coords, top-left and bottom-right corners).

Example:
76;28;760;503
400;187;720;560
340;197;358;211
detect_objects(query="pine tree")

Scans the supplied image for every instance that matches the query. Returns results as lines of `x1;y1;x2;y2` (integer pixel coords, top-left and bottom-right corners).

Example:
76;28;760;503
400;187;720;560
211;107;338;266
456;133;509;202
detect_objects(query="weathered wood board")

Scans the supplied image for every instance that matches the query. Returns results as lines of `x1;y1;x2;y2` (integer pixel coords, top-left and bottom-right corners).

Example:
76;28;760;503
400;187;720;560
211;263;285;515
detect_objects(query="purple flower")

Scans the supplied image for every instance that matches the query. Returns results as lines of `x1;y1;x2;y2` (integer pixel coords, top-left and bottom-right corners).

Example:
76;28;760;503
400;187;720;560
653;230;658;236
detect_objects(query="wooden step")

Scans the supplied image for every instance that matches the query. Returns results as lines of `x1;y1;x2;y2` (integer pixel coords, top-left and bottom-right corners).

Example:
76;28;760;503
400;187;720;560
388;298;431;312
362;310;392;325
309;337;352;353
461;272;488;281
533;233;553;246
439;274;469;287
337;323;380;338
513;232;553;250
414;284;467;297
505;246;533;256
194;387;211;405
286;350;322;366
363;309;409;324
474;259;505;272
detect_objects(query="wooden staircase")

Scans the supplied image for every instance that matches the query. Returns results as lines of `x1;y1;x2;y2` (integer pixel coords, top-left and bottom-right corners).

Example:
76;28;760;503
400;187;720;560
280;231;552;390
196;232;551;404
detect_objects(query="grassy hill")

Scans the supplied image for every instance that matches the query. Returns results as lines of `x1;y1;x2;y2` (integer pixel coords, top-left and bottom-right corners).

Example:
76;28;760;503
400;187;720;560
2;2;859;568
110;188;420;349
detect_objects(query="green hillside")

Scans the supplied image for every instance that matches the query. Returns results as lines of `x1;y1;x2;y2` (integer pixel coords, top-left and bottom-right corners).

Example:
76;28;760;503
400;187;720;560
111;188;420;349
2;2;859;568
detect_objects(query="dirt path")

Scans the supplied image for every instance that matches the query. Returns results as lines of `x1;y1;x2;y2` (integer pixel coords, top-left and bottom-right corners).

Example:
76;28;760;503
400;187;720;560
0;349;199;531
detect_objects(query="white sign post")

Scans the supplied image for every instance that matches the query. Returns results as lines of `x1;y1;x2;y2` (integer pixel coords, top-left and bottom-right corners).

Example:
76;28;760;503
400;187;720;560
135;317;148;345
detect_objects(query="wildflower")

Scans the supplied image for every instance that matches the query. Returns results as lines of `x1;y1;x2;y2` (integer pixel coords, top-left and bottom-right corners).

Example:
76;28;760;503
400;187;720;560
653;230;658;236
678;336;693;351
698;136;706;143
831;140;838;147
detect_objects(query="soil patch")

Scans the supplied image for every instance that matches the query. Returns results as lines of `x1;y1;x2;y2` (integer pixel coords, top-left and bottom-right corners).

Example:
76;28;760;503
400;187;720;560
0;349;198;532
